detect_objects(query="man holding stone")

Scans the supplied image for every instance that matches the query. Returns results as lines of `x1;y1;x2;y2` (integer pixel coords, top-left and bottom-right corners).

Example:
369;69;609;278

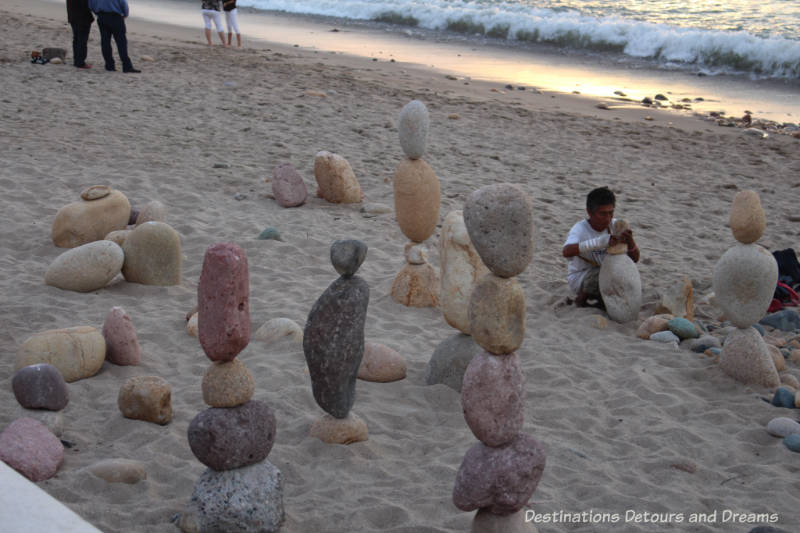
562;186;639;307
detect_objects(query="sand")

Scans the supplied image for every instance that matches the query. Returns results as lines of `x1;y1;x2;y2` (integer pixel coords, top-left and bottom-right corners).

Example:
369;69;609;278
1;1;800;532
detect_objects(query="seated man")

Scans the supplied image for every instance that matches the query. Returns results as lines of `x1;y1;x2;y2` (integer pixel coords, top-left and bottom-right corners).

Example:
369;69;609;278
562;187;639;307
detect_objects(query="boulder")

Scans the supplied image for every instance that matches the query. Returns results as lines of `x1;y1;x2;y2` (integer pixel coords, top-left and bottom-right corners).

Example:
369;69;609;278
0;418;64;482
201;359;255;408
44;240;124;292
713;244;778;328
135;200;167;226
439;210;489;334
272;163;307;207
309;412;368;445
118;376;173;425
15;326;105;383
397;99;429;159
313;151;362;203
198;242;250;362
719;327;780;389
425;333;483;392
52;189;131;248
469;274;525;355
655;276;694;321
357;342;406;383
12;364;69;411
102;306;142;366
122;221;182;286
391;262;439;308
393;158;441;243
599;253;642;323
729;190;766;244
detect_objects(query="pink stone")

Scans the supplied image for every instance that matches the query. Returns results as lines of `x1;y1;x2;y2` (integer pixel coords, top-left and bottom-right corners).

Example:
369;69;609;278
461;351;524;447
453;433;546;516
198;243;250;362
0;418;64;481
272;163;308;208
102;306;142;365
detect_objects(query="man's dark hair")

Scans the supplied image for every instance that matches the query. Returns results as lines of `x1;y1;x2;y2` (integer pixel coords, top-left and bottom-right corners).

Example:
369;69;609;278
586;187;616;213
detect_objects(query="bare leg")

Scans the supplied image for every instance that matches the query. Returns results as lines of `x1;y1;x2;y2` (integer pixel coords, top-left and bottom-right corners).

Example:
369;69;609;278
236;33;241;47
205;28;213;46
227;32;232;46
218;31;227;46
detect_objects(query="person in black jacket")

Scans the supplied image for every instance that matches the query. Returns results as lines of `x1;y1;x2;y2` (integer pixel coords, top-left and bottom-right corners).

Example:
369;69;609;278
66;0;94;68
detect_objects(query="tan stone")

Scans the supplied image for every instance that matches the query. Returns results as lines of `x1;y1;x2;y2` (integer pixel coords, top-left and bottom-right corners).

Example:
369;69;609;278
655;276;694;321
393;158;441;243
118;376;172;425
729;190;766;244
769;345;786;372
104;229;131;247
357;342;406;382
202;359;255;408
764;336;787;348
52;189;131;248
791;349;800;364
439;210;489;334
122;221;182;285
310;412;368;444
16;326;105;382
253;318;303;344
186;313;199;337
469;274;525;355
313;151;362;203
606;219;630;255
81;185;110;201
588;315;608;329
719;327;780;389
391;262;439;307
86;459;147;484
781;374;800;390
45;240;124;292
636;316;670;339
135;200;167;225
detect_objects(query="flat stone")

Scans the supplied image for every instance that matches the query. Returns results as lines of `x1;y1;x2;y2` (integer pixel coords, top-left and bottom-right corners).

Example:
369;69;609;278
15;326;105;383
599;253;642;323
253;318;303;344
404;242;428;265
303;276;369;418
440;210;489;335
202;359;255;408
102;306;142;366
461;351;524;447
767;417;800;437
391;262;439;308
188;401;276;471
45;240;124;292
313;151;362;203
667;317;699;340
719;327;780;389
135;200;166;226
330;239;367;277
272;163;308;207
12;364;69;411
463;183;533;278
729;190;766;244
637;316;671;339
80;185;110;201
760;309;800;332
398;99;429;159
179;460;284;533
122;221;182;286
0;418;64;482
85;459;147;484
118;376;173;425
425;333;483;392
655;276;694;320
713;244;778;328
688;335;721;352
309;412;368;444
52;189;130;248
393;158;441;243
198;242;250;362
469;274;525;355
357;342;406;383
453;433;546;515
650;330;680;343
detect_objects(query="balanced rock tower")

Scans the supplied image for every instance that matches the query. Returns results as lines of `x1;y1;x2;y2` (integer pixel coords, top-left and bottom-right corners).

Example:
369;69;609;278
453;184;546;532
180;242;284;533
392;100;441;307
303;239;370;444
599;219;642;323
713;190;780;389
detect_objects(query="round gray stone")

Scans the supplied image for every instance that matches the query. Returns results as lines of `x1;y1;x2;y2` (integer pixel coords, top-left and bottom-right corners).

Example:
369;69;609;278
398;100;429;159
424;333;483;392
12;364;69;411
330;239;367;278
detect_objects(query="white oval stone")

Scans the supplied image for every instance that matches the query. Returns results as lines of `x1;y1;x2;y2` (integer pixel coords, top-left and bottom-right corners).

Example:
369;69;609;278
713;244;778;328
766;417;800;438
398;100;429;159
45;240;124;292
599;253;642;323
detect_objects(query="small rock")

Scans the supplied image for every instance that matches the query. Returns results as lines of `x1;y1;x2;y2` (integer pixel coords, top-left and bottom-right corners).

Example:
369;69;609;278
118;376;173;425
469;274;525;355
588;315;608;329
655;94;668;101
12;364;69;411
86;459;147;484
650;331;680;343
397;100;430;159
636;315;671;339
42;48;67;60
729;190;766;244
769;345;786;371
49;57;63;64
102;306;142;366
667;317;699;340
784;434;800;452
781;374;799;389
81;185;111;201
330;239;367;277
357;342;406;382
404;242;427;265
258;227;284;241
760;309;800;332
394;158;441;243
202;359;255;408
213;163;230;169
272;163;308;208
122;221;182;286
309;412;368;444
140;55;155;62
233;193;247;201
186;312;199;337
0;418;64;481
771;387;796;408
766;417;800;437
253;318;303;344
424;333;481;392
743;128;767;139
688;335;721;353
52;189;131;248
391;262;439;307
360;203;392;217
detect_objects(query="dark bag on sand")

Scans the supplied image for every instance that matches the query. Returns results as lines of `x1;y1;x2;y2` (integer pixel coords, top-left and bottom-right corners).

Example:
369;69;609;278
773;248;800;288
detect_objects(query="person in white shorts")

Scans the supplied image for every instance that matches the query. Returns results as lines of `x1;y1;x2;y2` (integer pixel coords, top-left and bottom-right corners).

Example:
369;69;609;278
201;0;226;46
223;0;241;48
562;187;640;308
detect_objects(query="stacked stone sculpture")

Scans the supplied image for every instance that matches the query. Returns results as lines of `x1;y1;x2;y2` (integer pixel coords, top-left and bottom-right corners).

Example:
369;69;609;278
453;184;546;532
303;239;370;444
713;191;780;389
391;100;441;307
425;210;488;391
180;242;284;533
599;219;642;323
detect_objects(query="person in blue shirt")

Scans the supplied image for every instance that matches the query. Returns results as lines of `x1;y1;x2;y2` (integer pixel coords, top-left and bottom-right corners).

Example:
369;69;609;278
87;0;140;72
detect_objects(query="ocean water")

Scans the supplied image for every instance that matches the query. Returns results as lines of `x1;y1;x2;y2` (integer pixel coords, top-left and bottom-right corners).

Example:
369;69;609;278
237;0;800;79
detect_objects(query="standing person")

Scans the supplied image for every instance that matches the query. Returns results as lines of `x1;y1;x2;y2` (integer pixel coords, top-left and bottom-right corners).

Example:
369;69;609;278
562;187;639;307
67;0;94;69
87;0;140;73
201;0;227;46
223;0;241;48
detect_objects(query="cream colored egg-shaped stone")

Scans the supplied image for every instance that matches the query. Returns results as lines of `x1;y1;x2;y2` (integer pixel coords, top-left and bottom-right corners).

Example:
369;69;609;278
712;243;777;328
729;190;766;244
45;240;124;292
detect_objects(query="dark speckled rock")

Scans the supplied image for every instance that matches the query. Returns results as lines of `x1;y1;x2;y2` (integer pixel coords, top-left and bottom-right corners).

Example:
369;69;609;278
303;275;369;419
187;400;276;471
452;433;546;516
12;364;69;411
330;239;367;278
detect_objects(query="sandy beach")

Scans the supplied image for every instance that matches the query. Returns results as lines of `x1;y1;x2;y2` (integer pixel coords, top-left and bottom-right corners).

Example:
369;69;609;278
1;1;800;532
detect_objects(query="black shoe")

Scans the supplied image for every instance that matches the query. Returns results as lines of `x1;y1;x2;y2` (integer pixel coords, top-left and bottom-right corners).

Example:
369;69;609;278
123;68;141;73
105;66;116;71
